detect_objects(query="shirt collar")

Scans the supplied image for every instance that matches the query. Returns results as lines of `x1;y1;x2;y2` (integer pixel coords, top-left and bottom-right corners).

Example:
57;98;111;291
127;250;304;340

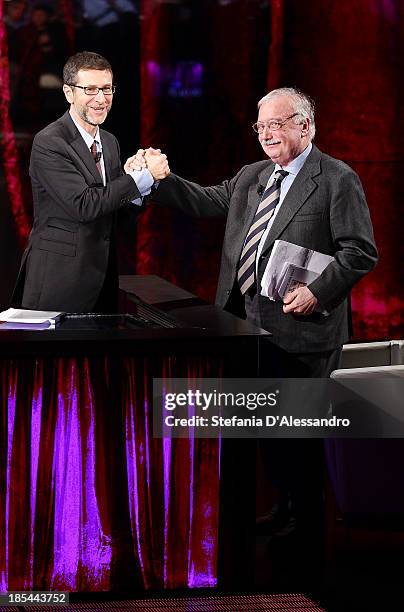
69;110;101;149
275;142;312;176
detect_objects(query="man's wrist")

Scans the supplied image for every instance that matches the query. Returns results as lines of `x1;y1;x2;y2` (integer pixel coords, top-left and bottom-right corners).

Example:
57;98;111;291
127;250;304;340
128;168;154;196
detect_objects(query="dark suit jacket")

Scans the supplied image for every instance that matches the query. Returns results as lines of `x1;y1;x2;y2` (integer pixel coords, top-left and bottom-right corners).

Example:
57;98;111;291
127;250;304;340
13;111;141;311
152;145;378;353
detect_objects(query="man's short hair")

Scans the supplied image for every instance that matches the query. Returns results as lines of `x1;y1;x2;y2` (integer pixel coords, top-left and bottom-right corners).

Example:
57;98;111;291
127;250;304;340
63;51;113;85
258;87;316;140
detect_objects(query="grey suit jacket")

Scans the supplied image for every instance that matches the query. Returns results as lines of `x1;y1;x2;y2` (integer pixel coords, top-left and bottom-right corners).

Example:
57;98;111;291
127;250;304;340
153;145;378;353
13;111;141;311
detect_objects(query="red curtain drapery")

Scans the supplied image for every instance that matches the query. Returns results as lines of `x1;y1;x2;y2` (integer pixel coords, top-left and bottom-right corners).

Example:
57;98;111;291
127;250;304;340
0;355;220;591
279;0;404;339
0;0;30;248
267;0;284;91
58;0;75;55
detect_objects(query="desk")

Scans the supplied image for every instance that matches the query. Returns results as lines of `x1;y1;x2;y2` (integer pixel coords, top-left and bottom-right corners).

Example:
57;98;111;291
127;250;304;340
0;276;271;592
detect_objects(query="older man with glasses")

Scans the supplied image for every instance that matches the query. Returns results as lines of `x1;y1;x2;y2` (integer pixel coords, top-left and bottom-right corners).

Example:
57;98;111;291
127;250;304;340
135;87;378;576
145;87;377;358
12;51;170;313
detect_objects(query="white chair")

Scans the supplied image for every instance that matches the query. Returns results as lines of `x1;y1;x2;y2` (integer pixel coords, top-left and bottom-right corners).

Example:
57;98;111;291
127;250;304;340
341;341;395;369
341;339;404;368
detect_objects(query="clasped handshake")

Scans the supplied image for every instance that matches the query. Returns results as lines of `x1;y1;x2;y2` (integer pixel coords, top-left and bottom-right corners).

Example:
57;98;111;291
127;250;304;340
124;147;170;181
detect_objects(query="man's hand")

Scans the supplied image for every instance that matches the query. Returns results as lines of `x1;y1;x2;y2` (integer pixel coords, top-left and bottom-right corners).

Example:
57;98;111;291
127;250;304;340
124;149;149;173
124;148;170;180
145;148;170;180
282;286;318;316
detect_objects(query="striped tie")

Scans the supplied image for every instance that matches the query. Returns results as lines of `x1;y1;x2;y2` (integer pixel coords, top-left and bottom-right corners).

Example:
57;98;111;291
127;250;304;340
238;169;288;295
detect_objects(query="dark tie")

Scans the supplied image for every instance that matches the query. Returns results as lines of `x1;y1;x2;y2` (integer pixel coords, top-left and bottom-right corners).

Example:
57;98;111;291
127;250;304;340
238;169;289;295
90;141;103;178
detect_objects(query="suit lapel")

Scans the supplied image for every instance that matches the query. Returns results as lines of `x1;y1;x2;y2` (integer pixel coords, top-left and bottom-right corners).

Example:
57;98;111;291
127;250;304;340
60;111;104;183
260;146;322;257
71;137;101;183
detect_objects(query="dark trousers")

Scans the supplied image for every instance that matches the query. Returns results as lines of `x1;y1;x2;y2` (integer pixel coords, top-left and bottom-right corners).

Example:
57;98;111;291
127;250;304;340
245;291;342;522
92;239;119;313
261;348;341;520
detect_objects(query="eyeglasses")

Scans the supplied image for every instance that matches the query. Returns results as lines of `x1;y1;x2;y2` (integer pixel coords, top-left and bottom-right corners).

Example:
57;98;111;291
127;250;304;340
68;84;116;96
252;113;300;133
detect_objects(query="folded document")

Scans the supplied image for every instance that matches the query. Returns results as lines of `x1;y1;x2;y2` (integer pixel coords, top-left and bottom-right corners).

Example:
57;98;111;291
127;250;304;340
261;240;334;303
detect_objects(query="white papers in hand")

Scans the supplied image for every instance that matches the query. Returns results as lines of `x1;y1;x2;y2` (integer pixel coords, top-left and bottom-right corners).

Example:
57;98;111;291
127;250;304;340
261;240;334;301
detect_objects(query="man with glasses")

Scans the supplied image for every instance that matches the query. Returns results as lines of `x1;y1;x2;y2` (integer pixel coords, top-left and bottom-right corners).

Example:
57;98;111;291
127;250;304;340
143;87;377;351
135;88;377;569
13;51;169;312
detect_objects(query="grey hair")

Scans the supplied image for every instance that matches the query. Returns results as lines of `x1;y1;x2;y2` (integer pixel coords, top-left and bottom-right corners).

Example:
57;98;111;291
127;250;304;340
258;87;316;140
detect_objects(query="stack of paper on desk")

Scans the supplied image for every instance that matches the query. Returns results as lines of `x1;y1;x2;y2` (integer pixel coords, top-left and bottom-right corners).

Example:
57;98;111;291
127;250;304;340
0;308;65;329
261;239;334;302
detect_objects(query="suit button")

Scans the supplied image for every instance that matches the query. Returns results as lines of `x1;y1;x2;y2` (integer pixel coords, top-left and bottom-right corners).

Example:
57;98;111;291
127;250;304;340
103;235;110;241
226;289;231;295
